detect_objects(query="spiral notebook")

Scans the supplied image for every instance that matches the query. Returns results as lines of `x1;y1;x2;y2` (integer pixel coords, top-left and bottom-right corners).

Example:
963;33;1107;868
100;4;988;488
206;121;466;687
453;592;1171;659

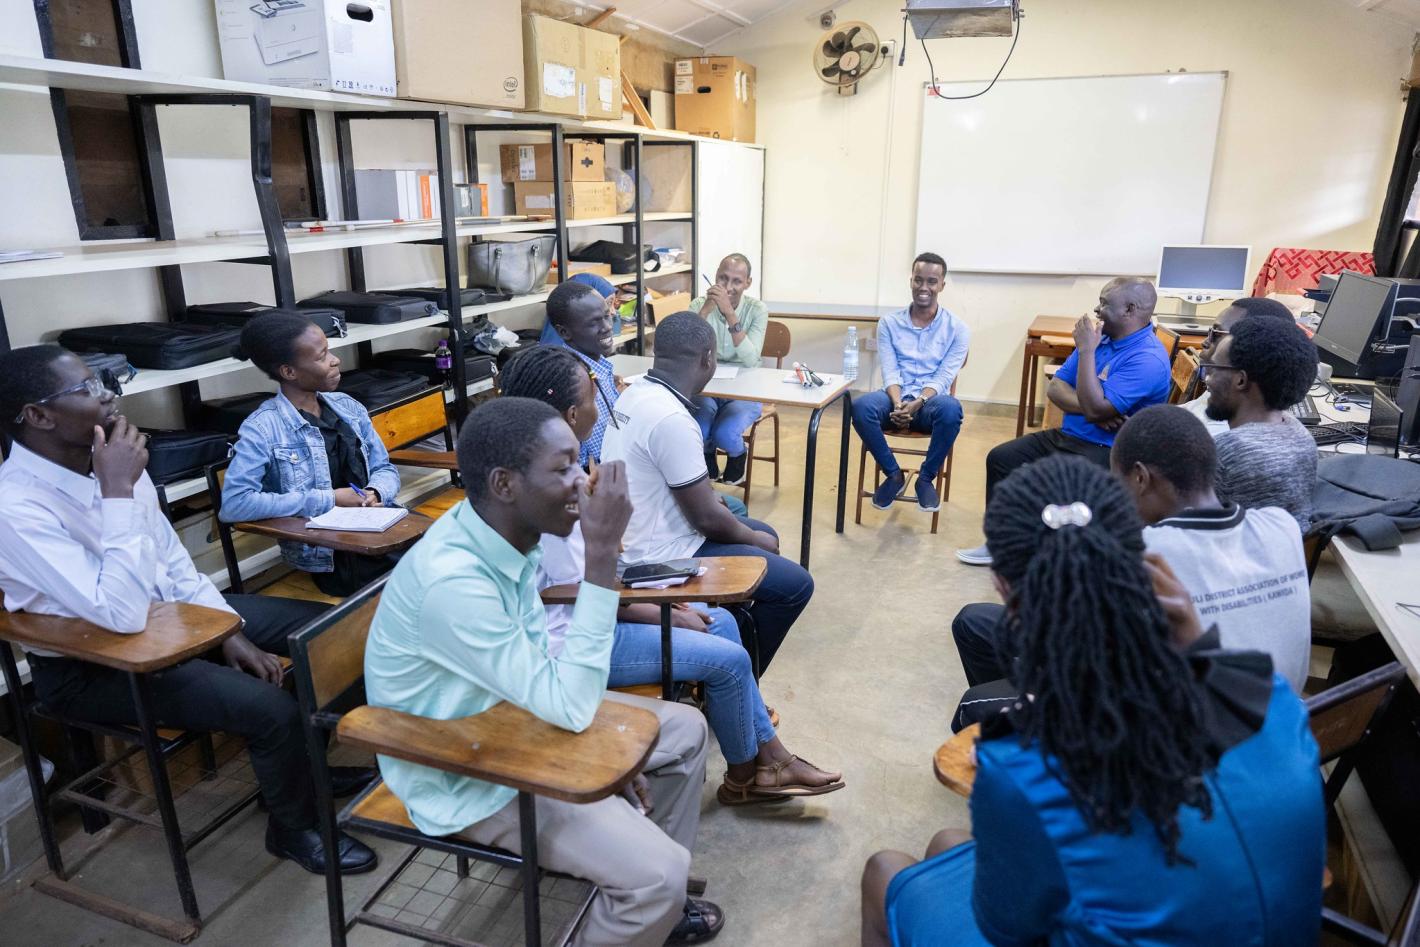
306;507;408;532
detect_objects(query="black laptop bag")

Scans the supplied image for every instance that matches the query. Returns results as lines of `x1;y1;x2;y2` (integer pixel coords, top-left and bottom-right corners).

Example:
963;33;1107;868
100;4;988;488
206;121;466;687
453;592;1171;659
397;287;511;309
185;302;348;338
58;322;242;370
141;429;235;485
297;291;439;324
336;369;431;410
200;392;272;436
371;348;495;384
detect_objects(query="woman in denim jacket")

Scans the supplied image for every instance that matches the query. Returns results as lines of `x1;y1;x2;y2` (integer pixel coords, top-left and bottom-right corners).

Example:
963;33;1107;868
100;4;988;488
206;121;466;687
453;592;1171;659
221;312;401;597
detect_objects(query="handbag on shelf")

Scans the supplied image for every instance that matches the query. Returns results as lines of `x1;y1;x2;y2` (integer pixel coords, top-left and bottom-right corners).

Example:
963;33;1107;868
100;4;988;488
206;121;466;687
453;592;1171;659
467;235;557;296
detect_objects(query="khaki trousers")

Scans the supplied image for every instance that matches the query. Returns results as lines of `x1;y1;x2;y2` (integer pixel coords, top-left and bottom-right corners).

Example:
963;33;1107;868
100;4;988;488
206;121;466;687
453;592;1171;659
460;692;709;946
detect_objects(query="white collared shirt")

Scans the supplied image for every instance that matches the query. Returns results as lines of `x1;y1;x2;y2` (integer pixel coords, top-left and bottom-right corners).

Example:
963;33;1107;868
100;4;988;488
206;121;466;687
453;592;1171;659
0;443;233;649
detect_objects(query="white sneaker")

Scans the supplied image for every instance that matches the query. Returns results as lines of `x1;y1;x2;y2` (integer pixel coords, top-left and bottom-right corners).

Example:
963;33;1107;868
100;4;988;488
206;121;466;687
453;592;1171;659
955;543;992;566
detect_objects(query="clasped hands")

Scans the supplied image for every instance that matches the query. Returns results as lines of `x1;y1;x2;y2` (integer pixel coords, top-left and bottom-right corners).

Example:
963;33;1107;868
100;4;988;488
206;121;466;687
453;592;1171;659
889;397;924;429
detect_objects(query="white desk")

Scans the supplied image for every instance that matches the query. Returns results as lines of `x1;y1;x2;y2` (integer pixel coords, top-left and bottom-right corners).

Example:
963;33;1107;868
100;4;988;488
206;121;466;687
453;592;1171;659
1332;532;1420;691
612;355;855;568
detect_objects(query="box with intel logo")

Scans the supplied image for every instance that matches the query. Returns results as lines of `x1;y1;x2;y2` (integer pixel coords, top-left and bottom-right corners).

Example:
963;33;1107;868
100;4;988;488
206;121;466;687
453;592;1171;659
214;0;396;96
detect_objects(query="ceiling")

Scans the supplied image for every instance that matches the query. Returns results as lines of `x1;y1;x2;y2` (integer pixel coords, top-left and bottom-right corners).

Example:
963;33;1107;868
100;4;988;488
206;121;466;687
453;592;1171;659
577;0;802;49
1349;0;1420;29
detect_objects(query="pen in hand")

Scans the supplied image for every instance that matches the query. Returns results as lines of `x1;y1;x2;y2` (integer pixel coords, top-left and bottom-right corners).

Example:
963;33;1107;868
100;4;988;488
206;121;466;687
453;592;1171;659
348;482;366;498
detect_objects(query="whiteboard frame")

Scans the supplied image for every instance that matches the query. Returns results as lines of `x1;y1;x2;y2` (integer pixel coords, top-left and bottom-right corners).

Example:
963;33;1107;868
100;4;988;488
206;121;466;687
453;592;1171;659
916;70;1228;277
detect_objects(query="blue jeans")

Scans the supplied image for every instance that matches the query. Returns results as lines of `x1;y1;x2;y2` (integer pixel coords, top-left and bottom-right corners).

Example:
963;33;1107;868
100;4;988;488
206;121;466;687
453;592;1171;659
695;517;813;673
696;397;763;457
607;606;776;765
851;390;964;479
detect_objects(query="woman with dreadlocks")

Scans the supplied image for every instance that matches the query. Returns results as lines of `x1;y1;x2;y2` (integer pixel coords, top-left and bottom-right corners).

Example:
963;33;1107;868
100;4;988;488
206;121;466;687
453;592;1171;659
861;455;1323;946
504;345;844;806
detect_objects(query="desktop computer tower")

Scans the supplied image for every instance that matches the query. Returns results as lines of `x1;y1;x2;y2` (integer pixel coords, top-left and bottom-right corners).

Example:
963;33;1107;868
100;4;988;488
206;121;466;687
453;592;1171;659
1396;332;1420;446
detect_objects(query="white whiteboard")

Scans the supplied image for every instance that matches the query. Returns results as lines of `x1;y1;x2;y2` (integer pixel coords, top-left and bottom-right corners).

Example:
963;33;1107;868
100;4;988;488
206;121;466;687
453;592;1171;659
696;139;765;288
915;72;1226;275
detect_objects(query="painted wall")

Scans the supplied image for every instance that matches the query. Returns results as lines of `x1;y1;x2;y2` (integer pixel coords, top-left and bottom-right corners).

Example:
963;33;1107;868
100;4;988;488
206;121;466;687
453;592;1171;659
722;0;1414;402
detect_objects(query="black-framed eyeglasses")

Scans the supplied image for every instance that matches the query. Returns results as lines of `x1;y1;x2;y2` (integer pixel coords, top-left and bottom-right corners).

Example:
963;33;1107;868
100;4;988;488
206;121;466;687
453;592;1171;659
14;370;128;424
1197;361;1245;378
1204;325;1230;346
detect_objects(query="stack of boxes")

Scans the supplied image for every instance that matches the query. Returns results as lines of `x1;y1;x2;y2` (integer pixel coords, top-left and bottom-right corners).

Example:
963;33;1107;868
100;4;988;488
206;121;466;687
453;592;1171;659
502;141;616;220
673;56;757;142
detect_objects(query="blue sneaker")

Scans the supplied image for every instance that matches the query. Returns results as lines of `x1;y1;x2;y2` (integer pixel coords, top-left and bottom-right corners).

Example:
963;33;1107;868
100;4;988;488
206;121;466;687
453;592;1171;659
872;470;908;509
916;473;941;513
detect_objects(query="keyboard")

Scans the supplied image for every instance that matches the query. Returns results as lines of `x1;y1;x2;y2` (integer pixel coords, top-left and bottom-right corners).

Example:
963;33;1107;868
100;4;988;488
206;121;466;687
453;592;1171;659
1286;396;1321;425
1309;422;1368;446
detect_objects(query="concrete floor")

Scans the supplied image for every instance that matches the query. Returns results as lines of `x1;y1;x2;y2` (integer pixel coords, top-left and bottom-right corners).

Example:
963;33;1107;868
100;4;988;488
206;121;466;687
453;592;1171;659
0;406;1379;946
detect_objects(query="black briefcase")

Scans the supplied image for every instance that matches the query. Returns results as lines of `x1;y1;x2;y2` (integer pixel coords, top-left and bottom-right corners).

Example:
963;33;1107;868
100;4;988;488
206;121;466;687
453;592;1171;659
298;291;439;325
570;240;659;275
200;392;272;436
185;302;348;338
371;348;495;384
398;287;511;309
141;428;235;485
336;369;431;410
59;322;241;370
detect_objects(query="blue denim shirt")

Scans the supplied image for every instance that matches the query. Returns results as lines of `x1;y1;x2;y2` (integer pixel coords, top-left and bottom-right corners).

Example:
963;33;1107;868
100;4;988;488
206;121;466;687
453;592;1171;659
220;391;401;573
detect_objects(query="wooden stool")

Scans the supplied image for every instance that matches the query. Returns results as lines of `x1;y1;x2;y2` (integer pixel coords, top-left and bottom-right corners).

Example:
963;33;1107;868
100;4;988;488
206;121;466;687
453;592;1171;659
933;724;979;797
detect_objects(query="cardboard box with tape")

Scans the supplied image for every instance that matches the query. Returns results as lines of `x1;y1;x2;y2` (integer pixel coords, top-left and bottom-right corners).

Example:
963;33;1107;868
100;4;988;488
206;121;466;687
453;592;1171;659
390;0;523;108
499;141;605;183
514;181;617;219
673;56;756;142
523;15;620;119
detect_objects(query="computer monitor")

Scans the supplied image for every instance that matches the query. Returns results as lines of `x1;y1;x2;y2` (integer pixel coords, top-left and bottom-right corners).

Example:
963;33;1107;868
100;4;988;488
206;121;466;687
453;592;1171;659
1156;245;1252;303
1366;388;1403;459
1313;273;1397;369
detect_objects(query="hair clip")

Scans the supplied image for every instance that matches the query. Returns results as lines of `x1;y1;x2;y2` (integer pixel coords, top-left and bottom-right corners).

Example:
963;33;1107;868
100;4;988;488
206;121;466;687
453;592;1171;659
546;388;555;395
1041;502;1092;530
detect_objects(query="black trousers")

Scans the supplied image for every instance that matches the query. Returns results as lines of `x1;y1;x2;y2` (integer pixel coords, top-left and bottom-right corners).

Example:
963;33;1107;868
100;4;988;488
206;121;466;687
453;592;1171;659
28;594;328;830
984;428;1113;503
950;602;1019;733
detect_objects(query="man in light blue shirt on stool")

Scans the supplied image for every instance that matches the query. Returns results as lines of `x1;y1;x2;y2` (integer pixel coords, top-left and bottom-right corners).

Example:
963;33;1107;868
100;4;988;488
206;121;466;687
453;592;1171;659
851;252;970;513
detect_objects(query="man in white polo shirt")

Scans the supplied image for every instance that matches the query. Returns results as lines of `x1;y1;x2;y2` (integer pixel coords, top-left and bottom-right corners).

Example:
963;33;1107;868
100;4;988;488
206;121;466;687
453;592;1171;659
600;312;814;675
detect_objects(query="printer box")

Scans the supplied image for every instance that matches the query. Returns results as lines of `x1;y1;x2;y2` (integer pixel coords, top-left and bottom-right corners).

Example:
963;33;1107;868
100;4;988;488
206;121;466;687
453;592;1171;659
498;141;605;183
673;56;756;142
215;0;396;95
522;15;620;120
513;181;617;219
390;0;523;108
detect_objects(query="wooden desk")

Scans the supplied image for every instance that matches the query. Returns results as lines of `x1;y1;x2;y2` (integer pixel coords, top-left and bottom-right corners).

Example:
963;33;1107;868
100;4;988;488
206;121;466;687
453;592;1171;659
1332;532;1420;691
234;511;432;556
339;699;660;803
1016;317;1209;436
0;602;244;940
933;723;980;797
541;556;767;698
612;355;854;569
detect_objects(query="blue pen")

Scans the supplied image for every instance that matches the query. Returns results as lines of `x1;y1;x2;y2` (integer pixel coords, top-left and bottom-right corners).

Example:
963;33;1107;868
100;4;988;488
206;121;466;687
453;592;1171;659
348;482;367;498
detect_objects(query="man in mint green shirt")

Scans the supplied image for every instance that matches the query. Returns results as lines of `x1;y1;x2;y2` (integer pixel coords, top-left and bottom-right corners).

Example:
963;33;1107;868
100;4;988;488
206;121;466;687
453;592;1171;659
689;253;768;486
364;397;718;945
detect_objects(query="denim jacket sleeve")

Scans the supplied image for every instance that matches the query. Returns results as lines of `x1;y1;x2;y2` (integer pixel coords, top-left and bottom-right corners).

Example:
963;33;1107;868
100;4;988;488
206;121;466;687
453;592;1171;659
219;412;336;522
343;398;401;506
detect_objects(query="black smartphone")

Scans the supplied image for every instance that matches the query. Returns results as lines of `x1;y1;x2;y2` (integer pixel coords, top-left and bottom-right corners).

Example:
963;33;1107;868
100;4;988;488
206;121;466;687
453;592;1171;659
621;558;700;585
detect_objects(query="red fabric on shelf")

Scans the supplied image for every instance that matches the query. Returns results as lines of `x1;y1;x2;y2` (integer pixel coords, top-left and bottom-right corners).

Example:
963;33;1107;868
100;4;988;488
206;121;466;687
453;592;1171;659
1250;247;1375;297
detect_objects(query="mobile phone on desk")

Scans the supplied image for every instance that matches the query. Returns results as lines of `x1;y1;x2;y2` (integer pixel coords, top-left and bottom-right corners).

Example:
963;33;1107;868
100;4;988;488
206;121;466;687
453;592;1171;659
620;559;701;586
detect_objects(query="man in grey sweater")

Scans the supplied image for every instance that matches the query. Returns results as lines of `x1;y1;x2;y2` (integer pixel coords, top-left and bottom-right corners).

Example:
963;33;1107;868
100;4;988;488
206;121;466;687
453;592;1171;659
1203;314;1320;532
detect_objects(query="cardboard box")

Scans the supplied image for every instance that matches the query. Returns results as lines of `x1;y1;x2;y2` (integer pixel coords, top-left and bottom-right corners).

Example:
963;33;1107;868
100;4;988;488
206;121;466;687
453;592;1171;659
522;15;621;119
647;291;693;323
546;261;614;284
673;56;756;142
454;183;489;218
390;0;523;108
498;141;605;183
214;0;396;96
514;181;617;219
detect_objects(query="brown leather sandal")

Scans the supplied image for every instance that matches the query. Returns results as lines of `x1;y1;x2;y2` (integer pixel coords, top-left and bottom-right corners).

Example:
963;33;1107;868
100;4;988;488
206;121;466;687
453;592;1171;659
716;772;793;807
715;757;845;806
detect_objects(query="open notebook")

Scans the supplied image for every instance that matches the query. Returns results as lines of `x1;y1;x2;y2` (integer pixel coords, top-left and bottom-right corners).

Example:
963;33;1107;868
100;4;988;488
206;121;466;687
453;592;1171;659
306;506;409;532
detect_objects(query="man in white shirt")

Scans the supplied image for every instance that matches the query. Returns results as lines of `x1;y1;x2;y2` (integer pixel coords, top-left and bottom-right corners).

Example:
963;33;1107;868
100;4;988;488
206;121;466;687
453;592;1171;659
600;312;815;674
0;344;376;875
950;404;1311;729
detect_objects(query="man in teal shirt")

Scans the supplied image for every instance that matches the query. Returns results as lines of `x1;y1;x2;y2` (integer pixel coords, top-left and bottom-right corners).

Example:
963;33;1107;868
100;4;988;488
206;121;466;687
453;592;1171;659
689;253;768;485
364;397;720;945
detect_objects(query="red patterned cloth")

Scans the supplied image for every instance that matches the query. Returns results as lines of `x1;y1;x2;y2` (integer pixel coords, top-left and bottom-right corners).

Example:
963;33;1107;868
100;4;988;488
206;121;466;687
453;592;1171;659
1250;247;1375;296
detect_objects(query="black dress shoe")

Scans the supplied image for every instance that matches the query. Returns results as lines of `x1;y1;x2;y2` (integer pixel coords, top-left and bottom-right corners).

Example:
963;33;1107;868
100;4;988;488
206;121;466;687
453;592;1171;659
329;765;378;799
704;450;720;480
266;821;377;875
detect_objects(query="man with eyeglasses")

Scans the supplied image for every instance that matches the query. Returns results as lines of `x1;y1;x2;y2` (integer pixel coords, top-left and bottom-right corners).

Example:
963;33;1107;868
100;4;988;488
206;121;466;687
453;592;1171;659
1179;297;1300;437
0;344;378;876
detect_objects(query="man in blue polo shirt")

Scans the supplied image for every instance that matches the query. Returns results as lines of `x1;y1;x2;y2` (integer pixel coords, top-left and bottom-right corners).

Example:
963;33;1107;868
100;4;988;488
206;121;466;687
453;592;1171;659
957;277;1170;565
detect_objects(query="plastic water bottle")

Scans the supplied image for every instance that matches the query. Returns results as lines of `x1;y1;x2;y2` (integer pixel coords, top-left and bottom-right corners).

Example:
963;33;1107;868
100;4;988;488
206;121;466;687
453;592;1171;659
434;338;453;387
843;326;859;382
